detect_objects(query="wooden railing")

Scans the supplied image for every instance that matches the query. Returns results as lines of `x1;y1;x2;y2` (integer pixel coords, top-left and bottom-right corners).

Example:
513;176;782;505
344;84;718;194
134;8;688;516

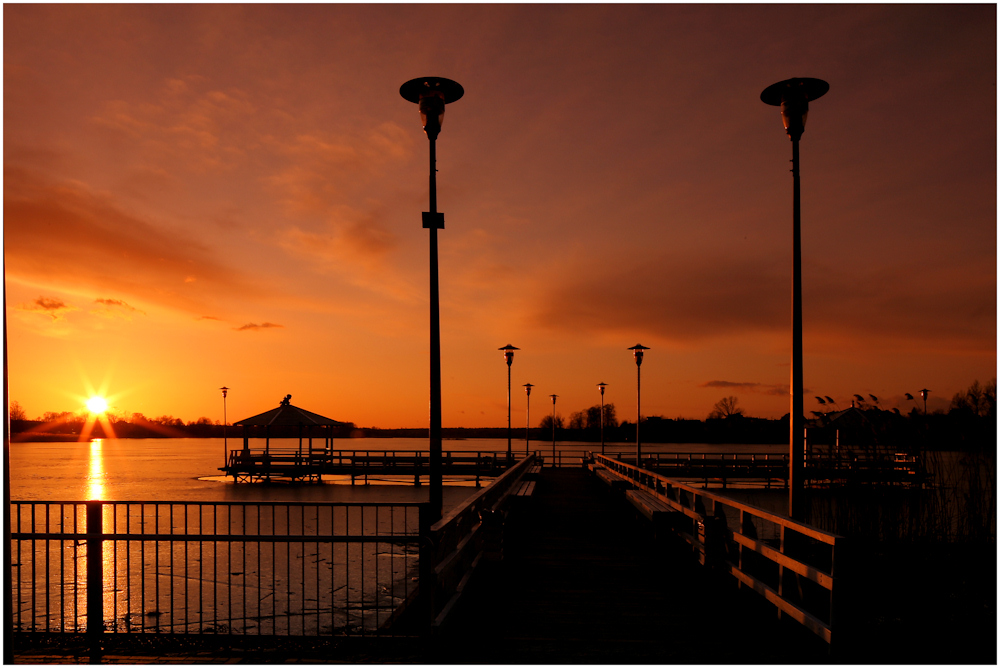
419;454;536;632
592;453;848;647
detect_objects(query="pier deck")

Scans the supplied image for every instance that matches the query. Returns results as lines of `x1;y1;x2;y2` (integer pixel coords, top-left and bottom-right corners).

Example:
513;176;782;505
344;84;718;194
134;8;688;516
433;467;825;663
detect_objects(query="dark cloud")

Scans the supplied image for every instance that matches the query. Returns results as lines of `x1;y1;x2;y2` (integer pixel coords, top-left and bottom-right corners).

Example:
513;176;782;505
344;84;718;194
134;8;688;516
235;322;283;332
529;248;995;353
529;254;786;343
702;380;787;396
19;296;75;319
3;165;261;314
94;298;145;315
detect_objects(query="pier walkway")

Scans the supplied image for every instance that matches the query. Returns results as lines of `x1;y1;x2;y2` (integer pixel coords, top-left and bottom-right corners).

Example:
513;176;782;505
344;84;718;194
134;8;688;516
433;467;826;663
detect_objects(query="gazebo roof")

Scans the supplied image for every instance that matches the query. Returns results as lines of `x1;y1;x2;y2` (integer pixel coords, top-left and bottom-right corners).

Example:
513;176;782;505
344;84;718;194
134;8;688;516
234;395;346;427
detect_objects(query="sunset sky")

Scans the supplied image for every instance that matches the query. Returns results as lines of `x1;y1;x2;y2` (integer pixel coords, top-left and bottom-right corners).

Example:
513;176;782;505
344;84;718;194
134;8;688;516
4;4;996;429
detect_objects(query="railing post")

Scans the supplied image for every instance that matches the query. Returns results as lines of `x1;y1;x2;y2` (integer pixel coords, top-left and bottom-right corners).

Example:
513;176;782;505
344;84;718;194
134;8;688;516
829;537;858;660
417;503;436;633
86;501;104;662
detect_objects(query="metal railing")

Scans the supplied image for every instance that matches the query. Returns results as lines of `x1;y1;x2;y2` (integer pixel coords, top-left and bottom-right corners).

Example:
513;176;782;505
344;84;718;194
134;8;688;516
10;501;425;639
592;454;847;647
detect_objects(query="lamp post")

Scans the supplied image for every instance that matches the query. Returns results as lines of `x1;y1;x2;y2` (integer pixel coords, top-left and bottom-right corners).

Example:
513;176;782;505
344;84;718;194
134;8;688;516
627;345;649;468
401;77;464;522
220;387;229;467
597;382;608;454
761;76;829;521
523;383;534;455
499;344;519;464
920;388;930;415
549;394;558;467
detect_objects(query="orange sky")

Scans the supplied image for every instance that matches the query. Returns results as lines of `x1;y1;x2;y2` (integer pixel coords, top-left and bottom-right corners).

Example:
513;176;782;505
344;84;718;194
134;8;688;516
4;4;996;429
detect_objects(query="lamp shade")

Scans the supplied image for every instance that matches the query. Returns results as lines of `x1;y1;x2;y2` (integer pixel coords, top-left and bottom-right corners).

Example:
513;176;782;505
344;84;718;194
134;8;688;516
760;78;829;140
400;77;464;140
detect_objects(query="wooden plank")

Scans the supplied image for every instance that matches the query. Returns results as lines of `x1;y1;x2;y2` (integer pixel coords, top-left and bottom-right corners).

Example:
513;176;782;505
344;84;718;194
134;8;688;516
730;532;834;590
594;468;630;490
625;489;674;521
723;561;833;644
515;480;536;497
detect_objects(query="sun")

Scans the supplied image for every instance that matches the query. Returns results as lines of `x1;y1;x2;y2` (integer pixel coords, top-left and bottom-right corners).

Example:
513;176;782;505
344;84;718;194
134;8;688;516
85;396;109;415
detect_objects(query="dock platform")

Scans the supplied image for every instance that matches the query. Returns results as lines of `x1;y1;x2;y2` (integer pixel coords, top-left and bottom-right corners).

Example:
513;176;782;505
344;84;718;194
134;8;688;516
433;467;826;663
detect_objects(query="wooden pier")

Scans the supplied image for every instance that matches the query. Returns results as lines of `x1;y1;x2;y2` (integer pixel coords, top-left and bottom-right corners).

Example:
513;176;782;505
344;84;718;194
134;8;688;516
219;448;514;485
434;467;827;663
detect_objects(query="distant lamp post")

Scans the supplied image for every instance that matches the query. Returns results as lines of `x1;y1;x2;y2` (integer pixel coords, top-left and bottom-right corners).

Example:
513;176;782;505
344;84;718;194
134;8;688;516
597;382;608;454
401;76;464;522
920;388;930;415
499;344;519;464
523;383;534;455
220;387;229;467
628;344;649;468
761;76;829;522
549;394;558;467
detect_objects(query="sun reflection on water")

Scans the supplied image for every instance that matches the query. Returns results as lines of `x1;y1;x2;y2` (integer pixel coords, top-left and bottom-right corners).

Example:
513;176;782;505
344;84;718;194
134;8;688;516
88;438;105;500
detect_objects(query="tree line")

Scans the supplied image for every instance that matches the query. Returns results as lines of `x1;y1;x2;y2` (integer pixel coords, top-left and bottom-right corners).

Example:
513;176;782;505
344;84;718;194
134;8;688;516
7;379;995;450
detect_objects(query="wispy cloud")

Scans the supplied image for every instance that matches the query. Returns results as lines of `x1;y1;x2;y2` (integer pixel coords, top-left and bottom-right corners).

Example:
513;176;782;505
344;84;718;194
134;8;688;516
234;322;283;332
3;166;262;315
19;296;76;320
93;298;146;318
701;380;786;396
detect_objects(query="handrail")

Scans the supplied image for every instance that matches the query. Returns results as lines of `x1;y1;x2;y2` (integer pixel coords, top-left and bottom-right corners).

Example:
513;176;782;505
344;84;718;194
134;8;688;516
592;453;845;646
421;454;536;631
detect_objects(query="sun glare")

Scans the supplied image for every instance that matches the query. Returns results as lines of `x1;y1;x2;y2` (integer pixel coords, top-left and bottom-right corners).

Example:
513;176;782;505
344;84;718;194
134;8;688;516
86;396;108;414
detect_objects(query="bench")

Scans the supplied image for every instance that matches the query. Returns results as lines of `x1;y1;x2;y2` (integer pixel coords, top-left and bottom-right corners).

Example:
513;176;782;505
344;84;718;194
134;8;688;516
594;467;631;492
625;489;686;537
513;479;536;497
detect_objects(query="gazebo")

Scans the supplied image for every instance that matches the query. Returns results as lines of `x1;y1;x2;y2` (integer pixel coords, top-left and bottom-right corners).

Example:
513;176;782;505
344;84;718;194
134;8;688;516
233;394;350;459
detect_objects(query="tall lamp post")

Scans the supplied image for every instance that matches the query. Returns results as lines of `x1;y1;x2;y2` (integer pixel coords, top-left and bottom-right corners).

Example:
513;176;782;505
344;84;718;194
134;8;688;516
220;387;229;467
523;383;534;455
597;382;608;454
627;345;649;468
499;344;519;464
549;394;558;467
761;77;829;521
401;77;464;522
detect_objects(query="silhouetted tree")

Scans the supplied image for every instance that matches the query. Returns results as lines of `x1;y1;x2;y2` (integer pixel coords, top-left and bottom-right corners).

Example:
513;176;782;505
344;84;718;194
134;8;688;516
8;400;26;422
950;379;996;418
538;414;564;430
708;396;744;419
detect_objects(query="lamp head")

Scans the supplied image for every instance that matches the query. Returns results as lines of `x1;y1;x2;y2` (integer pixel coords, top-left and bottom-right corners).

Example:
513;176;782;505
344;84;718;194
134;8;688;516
760;77;829;141
220;386;229;398
550;394;558;404
597;382;608;396
628;343;650;367
499;343;519;367
523;383;534;396
400;77;464;140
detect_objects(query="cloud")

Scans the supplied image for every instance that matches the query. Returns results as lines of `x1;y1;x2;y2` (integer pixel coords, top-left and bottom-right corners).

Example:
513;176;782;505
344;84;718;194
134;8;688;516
3;165;262;315
702;380;787;396
529;253;786;344
528;245;995;354
93;298;146;317
18;296;76;320
267;123;414;216
234;322;283;332
90;77;257;173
